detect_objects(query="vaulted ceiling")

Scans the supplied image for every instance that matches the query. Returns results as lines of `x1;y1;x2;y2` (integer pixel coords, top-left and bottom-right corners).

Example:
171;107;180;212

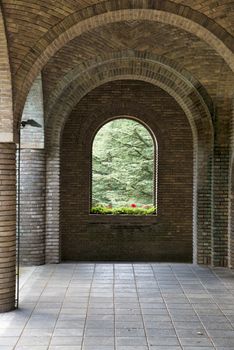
42;20;232;106
0;0;233;131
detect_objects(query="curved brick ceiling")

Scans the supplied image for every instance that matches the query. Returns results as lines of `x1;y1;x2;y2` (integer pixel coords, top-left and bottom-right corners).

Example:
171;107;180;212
174;0;234;35
2;0;233;71
1;1;233;74
2;1;233;75
1;0;233;125
42;20;234;109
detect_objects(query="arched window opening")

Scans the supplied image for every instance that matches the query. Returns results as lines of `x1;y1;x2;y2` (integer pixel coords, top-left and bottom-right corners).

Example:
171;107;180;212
91;118;157;215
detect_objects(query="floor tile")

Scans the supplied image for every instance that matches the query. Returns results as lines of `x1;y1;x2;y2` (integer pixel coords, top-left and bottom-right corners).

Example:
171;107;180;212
0;263;233;350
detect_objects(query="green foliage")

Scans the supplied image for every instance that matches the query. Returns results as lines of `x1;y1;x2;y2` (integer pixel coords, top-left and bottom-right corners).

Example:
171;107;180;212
91;206;156;215
92;118;155;209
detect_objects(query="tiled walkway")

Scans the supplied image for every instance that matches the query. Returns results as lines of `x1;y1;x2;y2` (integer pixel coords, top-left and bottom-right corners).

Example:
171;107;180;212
1;264;234;350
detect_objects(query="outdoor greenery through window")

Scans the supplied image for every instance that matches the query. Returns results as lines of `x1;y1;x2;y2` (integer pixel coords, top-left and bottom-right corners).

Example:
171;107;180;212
91;118;156;215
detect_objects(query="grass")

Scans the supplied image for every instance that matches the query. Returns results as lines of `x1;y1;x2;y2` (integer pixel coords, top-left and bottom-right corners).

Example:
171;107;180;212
91;206;156;215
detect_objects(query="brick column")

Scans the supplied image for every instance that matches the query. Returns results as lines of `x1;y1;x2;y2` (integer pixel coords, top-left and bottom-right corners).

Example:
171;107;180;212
45;147;60;263
230;161;234;268
212;145;230;267
196;152;213;265
229;107;234;268
0;143;16;312
19;149;45;265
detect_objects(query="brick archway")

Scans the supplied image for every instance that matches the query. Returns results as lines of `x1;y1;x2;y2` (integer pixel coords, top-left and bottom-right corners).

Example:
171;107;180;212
13;1;234;132
45;57;213;265
45;50;214;121
60;104;192;262
46;54;213;146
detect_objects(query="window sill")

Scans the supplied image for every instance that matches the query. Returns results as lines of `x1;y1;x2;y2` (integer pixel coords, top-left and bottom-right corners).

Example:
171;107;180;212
88;213;158;224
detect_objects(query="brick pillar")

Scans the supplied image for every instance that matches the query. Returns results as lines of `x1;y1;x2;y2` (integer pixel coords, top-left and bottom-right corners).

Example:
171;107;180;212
45;147;60;263
196;148;213;265
0;143;16;312
229;106;234;269
212;145;230;267
230;162;234;268
19;149;45;265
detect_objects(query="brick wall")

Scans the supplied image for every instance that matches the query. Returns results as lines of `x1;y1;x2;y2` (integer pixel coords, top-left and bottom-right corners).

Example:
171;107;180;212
17;73;46;266
45;148;60;264
21;74;44;149
230;160;234;268
60;80;193;262
44;52;213;264
18;149;45;266
212;145;230;267
229;105;234;268
0;143;16;312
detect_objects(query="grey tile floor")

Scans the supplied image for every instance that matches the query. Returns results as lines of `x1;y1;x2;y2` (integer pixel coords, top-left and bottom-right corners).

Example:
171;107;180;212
0;263;234;350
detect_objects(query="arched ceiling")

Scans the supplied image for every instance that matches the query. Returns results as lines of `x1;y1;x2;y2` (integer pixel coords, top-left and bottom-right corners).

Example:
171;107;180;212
0;0;233;129
2;0;234;68
46;54;213;149
42;20;233;110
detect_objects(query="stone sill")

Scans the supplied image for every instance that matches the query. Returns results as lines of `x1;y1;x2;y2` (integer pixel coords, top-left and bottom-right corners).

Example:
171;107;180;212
88;213;157;224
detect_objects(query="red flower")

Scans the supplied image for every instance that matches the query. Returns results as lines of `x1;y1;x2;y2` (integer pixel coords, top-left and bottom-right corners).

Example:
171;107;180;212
131;203;136;208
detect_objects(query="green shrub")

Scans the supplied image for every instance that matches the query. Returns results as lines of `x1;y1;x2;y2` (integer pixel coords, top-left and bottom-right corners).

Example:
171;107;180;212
91;206;156;215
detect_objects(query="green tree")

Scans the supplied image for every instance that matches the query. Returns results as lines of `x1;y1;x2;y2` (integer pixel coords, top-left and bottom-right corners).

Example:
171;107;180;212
92;118;155;208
